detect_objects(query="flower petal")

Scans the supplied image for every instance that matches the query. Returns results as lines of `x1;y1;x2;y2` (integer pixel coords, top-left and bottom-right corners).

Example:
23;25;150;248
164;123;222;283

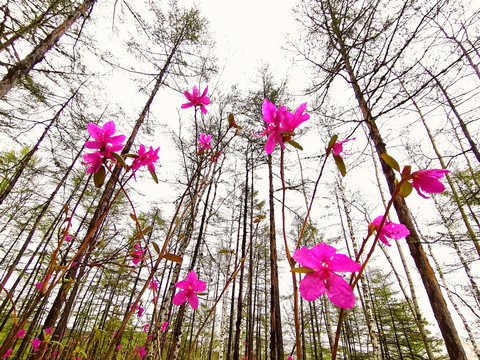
326;275;356;309
172;290;187;306
329;254;361;273
299;272;325;301
187;291;199;309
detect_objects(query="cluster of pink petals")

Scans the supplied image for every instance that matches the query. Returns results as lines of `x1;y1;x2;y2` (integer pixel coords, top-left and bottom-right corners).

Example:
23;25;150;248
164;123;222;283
31;338;41;352
292;243;361;309
161;321;168;332
130;303;144;318
333;138;356;159
198;133;212;154
181;86;210;115
44;327;53;335
135;346;146;359
149;280;159;292
82;121;125;174
16;329;26;338
370;216;410;246
143;324;149;332
253;99;309;154
172;271;206;310
2;349;12;358
131;144;160;179
131;244;145;265
410;169;450;199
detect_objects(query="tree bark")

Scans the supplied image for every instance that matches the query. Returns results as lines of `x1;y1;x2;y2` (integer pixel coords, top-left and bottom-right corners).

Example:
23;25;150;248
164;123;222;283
0;0;96;98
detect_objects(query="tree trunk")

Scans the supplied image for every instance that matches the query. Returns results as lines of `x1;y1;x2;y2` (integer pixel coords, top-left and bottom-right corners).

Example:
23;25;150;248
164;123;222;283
0;0;96;98
267;154;284;360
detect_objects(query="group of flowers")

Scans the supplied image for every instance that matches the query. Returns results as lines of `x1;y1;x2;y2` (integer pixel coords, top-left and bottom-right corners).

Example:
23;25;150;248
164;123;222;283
82;121;160;183
77;86;453;349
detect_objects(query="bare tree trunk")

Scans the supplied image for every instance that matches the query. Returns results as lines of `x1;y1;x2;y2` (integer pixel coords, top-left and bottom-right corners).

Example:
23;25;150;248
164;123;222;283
0;0;96;98
331;15;467;355
267;154;284;360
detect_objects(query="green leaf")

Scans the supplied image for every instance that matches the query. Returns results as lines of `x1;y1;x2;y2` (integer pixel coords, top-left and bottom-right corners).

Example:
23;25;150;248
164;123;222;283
328;134;338;150
218;249;231;254
287;139;303;150
333;154;346;176
50;341;65;349
291;267;316;274
94;331;102;341
380;153;400;172
162;253;183;263
152;241;160;254
111;152;126;168
94;165;106;188
398;181;413;198
150;170;158;184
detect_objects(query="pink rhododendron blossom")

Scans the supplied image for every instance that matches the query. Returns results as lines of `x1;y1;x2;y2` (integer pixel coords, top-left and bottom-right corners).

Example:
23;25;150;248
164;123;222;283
139;346;146;358
116;345;121;351
131;145;160;179
84;121;126;158
2;349;12;358
36;282;43;290
282;102;310;135
410;169;450;199
65;236;71;241
143;324;149;332
172;271;206;310
31;338;41;352
370;216;410;246
45;327;53;335
198;133;212;154
130;303;144;317
16;329;25;338
131;244;145;265
287;357;292;360
149;280;159;292
82;151;103;174
292;243;361;309
253;99;309;154
333;138;356;159
161;322;168;332
181;86;210;114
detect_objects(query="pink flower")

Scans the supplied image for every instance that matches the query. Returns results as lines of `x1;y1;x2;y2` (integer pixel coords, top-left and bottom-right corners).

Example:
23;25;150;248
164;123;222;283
369;216;410;246
45;327;53;335
138;346;146;358
2;349;12;358
181;86;210;114
198;133;212;154
116;344;121;351
149;280;159;292
16;329;26;338
84;121;126;158
36;282;43;290
131;145;160;178
65;236;71;241
333;138;355;159
287;357;292;360
143;324;149;332
253;99;309;154
282;102;310;134
292;243;361;309
172;271;206;310
31;338;41;352
82;151;103;174
410;169;450;199
131;244;145;265
161;321;168;332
